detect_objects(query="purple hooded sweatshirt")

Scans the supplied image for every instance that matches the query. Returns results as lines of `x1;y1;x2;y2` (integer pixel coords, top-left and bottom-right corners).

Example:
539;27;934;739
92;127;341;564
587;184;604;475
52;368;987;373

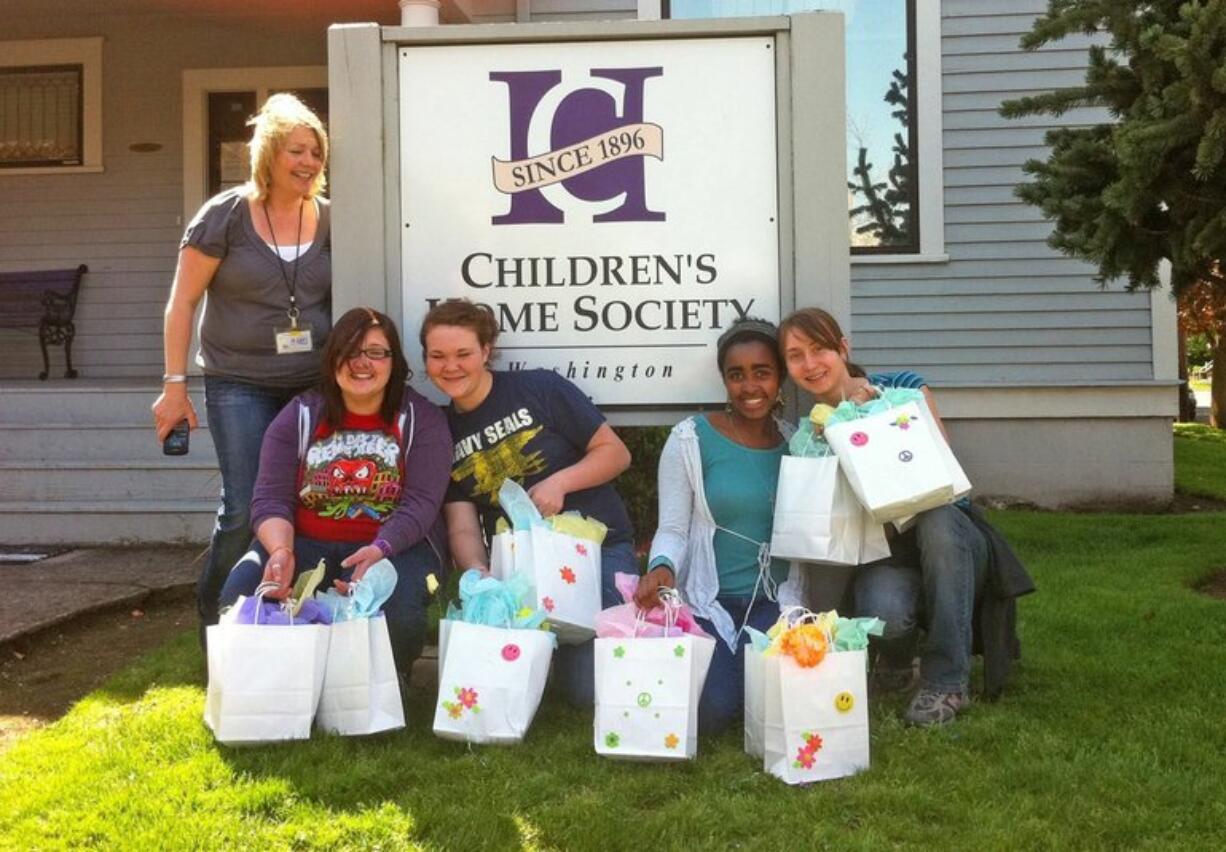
250;386;452;565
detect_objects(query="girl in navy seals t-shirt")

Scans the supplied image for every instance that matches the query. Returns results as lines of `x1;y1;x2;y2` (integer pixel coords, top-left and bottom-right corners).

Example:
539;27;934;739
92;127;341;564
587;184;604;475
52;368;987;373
420;299;636;708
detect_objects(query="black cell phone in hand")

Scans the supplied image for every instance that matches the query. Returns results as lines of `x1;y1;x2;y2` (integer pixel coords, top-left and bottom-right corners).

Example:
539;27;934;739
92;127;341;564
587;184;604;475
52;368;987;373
163;420;190;456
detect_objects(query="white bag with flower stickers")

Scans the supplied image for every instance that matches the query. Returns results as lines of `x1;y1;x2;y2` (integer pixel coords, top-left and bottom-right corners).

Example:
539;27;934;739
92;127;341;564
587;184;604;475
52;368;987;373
765;650;870;784
745;610;878;784
432;619;555;745
594;633;715;761
488;480;603;643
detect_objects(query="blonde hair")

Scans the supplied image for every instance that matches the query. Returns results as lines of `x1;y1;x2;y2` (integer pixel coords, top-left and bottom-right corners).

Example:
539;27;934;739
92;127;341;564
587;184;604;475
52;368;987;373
246;93;328;201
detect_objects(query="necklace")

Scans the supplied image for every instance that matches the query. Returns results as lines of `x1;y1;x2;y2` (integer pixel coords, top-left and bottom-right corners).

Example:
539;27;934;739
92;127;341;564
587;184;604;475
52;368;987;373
723;408;780;450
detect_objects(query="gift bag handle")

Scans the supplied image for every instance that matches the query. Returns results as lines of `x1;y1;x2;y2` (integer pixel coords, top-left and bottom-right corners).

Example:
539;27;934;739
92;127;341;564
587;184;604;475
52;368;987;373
632;586;683;638
252;581;293;626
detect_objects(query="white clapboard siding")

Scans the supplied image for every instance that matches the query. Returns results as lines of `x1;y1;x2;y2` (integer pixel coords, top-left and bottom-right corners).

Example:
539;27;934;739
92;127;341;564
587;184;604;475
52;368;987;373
850;1;1151;385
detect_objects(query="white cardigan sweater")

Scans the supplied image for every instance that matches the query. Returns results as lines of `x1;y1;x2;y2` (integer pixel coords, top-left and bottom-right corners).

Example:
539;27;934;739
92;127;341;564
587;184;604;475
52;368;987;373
648;416;805;651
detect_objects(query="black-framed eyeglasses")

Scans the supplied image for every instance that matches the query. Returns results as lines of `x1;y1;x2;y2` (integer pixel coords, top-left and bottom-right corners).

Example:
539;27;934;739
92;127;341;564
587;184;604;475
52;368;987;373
348;347;392;361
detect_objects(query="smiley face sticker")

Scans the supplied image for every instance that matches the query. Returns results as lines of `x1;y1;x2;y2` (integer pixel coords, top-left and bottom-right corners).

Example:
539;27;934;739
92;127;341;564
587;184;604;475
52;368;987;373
637;692;653;708
834;691;855;713
501;643;521;662
850;431;869;447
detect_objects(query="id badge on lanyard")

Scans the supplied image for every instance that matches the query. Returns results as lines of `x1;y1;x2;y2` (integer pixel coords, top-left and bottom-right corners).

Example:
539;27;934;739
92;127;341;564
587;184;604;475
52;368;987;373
265;200;313;355
274;308;313;355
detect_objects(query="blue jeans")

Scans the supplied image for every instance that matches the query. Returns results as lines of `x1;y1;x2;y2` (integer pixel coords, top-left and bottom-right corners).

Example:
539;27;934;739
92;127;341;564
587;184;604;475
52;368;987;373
218;536;440;677
693;595;780;736
550;539;638;707
854;504;988;693
199;376;305;631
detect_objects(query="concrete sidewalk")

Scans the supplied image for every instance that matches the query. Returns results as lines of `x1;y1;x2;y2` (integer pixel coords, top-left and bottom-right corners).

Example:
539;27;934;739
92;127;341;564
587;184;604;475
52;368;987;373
0;545;203;646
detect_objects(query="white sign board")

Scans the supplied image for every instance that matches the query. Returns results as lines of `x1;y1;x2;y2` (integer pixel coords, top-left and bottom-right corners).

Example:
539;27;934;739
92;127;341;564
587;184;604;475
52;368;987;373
399;37;779;405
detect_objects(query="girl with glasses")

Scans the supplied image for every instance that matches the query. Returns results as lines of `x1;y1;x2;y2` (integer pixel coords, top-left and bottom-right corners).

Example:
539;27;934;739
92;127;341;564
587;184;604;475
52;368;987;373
217;307;452;684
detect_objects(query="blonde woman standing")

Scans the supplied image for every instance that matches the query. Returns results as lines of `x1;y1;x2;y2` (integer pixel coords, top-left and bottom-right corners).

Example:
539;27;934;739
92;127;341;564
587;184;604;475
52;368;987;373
152;94;332;641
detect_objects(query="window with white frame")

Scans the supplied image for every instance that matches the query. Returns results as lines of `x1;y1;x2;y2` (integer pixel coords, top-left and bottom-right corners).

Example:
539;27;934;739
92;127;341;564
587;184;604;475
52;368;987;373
664;1;944;260
0;38;103;173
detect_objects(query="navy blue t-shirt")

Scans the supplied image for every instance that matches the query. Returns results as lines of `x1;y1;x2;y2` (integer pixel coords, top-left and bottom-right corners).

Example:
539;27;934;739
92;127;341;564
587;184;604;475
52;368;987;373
444;369;634;546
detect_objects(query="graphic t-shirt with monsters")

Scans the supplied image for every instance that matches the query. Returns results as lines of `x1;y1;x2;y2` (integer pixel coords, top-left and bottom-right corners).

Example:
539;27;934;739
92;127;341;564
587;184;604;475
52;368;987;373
295;411;403;543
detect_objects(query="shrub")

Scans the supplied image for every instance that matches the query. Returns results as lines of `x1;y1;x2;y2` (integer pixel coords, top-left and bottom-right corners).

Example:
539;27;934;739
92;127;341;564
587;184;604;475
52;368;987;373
613;426;671;551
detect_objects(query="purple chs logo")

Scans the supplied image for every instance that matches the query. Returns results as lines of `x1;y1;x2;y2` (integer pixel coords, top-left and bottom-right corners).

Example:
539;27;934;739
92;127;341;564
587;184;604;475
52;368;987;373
489;67;665;225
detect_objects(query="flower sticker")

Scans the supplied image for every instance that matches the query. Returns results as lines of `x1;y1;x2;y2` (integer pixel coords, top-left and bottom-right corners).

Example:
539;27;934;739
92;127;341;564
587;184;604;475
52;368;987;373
441;686;481;719
605;732;620;748
560;566;577;585
891;414;914;430
501;643;521;662
576;543;588;557
673;644;686;658
664;733;679;750
850;431;869;447
542;596;555;612
792;730;824;770
613;645;626;659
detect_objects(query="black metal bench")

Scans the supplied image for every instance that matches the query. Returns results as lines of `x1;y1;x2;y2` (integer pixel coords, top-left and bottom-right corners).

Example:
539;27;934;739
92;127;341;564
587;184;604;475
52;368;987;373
0;265;88;379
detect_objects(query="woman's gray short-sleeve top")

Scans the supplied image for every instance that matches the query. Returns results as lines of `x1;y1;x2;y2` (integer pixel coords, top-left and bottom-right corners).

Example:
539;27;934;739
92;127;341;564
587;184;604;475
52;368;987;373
180;188;332;387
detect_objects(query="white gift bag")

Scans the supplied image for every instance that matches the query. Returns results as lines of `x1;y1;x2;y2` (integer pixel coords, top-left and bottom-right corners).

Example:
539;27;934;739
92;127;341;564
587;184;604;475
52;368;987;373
488;528;530;580
529;525;601;642
744;646;765;758
489;479;603;644
315;614;404;736
771;455;892;566
204;588;330;745
432;619;555;744
756;649;870;784
916;397;972;501
825;401;959;524
490;525;601;644
770;455;867;564
594;634;716;761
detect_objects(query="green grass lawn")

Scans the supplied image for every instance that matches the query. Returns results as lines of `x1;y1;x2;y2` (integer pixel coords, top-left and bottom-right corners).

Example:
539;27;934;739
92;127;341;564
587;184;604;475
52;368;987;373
1174;423;1226;501
3;454;1226;848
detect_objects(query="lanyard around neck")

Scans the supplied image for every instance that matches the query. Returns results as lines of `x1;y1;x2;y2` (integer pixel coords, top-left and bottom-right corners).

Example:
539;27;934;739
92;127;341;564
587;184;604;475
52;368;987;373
263;199;305;324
